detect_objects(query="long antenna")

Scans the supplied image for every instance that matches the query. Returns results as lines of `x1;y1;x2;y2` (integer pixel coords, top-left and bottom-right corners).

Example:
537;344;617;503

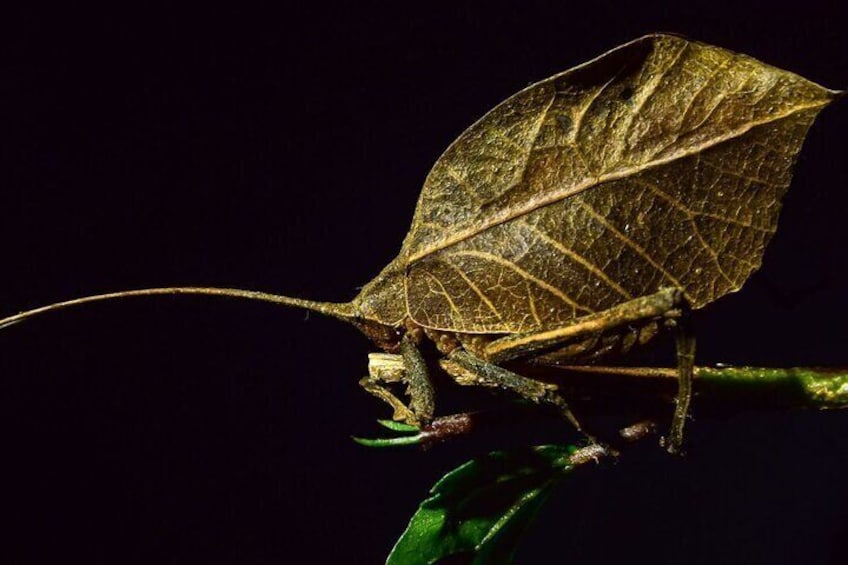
0;286;357;330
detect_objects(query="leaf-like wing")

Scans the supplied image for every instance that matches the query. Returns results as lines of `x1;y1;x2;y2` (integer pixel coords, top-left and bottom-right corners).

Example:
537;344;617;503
401;34;837;333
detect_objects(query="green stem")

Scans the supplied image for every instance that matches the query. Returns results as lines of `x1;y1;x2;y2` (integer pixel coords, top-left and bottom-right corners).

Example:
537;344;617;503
562;365;848;409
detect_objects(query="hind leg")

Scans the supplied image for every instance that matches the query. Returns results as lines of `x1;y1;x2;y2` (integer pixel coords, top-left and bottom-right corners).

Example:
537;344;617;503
480;288;695;453
484;288;683;363
664;305;695;454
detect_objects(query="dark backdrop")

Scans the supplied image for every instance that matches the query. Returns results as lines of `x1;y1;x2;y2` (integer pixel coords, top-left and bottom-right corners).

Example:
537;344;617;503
1;3;847;563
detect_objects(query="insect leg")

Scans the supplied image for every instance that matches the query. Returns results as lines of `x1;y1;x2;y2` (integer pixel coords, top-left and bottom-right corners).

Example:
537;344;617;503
663;304;695;454
359;355;418;425
441;350;587;436
400;334;435;424
481;287;698;450
483;288;683;363
358;335;435;426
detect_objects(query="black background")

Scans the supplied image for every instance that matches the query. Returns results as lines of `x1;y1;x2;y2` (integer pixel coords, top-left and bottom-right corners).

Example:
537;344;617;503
1;3;847;563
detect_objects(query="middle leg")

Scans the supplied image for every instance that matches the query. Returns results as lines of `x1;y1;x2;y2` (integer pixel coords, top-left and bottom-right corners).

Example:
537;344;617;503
441;349;587;436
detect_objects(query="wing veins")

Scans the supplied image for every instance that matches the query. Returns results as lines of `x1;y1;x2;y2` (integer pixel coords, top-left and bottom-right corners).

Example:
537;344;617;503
630;177;738;287
487;92;558;207
701;158;780;187
441;258;504;321
697;211;775;234
409;100;829;263
421;270;465;326
680;55;734;130
447;250;592;316
570;74;618;144
632;175;775;233
526;281;543;326
519;221;633;300
577;200;686;292
444;163;481;204
619;43;689;153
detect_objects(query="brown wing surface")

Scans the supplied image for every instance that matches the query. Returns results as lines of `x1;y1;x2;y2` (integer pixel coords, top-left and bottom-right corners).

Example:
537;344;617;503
399;34;835;333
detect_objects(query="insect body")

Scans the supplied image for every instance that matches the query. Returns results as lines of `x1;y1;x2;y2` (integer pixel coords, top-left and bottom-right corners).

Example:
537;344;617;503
350;33;838;450
1;34;839;453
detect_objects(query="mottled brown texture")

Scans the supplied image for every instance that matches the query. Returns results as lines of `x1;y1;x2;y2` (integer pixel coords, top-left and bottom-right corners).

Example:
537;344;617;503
354;33;836;337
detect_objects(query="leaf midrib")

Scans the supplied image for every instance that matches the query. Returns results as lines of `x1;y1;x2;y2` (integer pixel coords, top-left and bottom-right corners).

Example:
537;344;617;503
406;99;831;265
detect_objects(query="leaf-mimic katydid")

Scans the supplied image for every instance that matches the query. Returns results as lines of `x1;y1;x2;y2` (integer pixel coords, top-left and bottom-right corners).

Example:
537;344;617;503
1;34;841;453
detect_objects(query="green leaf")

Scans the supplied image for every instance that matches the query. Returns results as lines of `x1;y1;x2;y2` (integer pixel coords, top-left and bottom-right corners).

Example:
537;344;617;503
352;419;425;448
377;419;422;433
386;445;577;565
351;434;424;448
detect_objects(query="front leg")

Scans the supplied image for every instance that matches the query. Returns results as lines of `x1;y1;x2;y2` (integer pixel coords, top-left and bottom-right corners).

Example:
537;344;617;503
359;334;435;426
